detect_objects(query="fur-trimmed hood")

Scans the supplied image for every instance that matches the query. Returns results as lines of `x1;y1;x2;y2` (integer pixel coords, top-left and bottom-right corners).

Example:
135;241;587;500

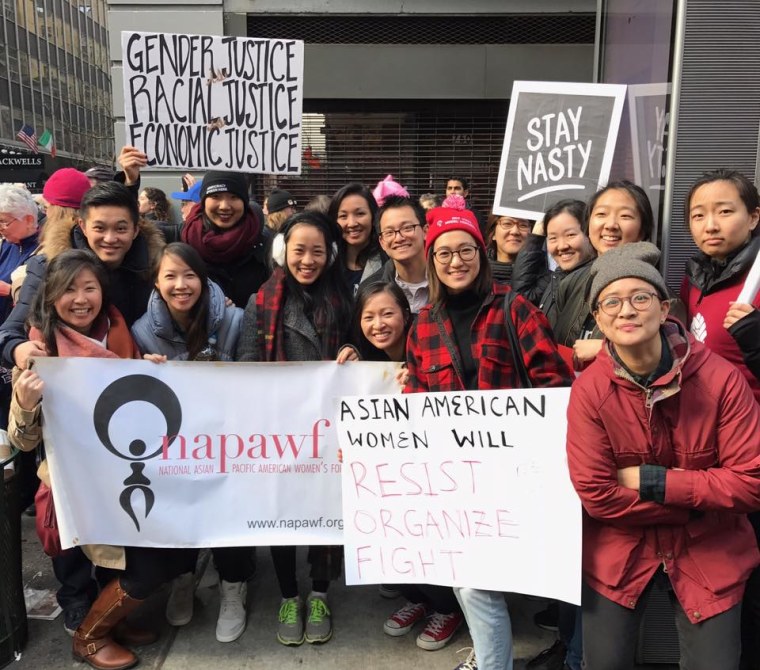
40;216;165;277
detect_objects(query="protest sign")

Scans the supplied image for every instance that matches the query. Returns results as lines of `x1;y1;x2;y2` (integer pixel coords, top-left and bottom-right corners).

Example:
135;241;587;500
121;31;304;173
493;81;627;220
338;388;581;605
628;83;671;220
35;359;397;548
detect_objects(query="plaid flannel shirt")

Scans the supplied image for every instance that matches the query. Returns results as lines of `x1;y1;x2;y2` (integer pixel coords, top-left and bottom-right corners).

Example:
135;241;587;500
406;283;573;392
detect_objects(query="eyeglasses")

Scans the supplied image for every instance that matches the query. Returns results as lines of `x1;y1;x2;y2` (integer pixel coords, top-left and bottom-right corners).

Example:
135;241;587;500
0;216;19;229
432;245;479;264
596;291;659;316
497;218;531;233
379;223;421;241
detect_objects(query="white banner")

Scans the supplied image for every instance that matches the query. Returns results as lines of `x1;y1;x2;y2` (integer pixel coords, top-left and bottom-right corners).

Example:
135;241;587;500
338;388;582;605
35;359;397;549
121;31;304;173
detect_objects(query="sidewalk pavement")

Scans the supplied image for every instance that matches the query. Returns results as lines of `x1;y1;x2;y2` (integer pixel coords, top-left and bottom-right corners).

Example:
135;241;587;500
13;515;673;669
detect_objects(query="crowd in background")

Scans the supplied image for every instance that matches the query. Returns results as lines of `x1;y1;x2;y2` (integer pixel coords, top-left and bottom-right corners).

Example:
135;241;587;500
0;147;759;670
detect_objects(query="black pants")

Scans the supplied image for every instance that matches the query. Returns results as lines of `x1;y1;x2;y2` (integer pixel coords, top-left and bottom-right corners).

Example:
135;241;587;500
120;547;198;600
52;548;114;611
740;512;760;670
176;547;256;583
582;578;741;670
400;584;461;615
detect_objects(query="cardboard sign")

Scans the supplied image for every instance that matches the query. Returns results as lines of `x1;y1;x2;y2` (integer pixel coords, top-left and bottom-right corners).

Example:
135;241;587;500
121;31;304;173
493;81;627;220
35;359;397;548
338;388;582;605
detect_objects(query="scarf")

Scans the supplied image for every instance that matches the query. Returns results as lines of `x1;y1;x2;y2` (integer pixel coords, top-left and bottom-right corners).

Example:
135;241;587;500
30;305;140;359
255;268;344;362
181;203;262;264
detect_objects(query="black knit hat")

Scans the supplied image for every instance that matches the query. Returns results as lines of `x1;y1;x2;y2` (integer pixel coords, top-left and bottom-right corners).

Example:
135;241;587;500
268;188;297;214
200;171;249;204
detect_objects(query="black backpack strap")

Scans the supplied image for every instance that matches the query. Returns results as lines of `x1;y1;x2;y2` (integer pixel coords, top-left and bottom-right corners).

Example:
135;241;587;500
502;290;532;389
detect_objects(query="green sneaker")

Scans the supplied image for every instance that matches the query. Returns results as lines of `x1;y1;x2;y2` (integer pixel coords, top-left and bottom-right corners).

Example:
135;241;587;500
277;596;304;646
305;592;332;644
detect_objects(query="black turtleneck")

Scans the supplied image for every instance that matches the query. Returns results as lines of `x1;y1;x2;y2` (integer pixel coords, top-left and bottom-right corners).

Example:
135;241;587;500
446;290;482;390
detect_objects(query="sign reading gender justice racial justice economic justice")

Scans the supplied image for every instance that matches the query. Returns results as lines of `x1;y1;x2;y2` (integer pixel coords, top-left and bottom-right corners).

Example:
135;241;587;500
338;388;582;605
34;359;397;549
493;81;627;221
121;31;304;173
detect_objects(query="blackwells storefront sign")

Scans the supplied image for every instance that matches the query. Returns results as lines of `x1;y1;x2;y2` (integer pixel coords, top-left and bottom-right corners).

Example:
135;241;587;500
35;358;397;548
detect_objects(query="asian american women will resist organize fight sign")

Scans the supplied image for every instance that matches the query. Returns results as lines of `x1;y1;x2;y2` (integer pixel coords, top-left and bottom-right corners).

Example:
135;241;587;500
338;388;581;605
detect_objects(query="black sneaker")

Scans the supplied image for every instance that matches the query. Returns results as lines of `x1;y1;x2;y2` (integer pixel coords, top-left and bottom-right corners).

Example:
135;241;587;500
526;639;566;669
533;601;559;631
63;605;90;637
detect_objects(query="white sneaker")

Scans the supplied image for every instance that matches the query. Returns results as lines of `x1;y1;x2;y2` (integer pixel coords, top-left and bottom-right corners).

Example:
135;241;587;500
166;572;195;626
216;580;247;643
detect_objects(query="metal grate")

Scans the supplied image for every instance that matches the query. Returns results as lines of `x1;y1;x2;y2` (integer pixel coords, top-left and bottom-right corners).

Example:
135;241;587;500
246;14;595;45
256;105;508;215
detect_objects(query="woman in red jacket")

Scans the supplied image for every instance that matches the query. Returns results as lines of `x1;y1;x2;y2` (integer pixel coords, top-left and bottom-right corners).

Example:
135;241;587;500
406;199;573;670
567;241;760;670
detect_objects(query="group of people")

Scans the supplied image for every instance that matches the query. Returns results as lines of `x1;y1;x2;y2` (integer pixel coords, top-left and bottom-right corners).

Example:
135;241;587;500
0;148;759;670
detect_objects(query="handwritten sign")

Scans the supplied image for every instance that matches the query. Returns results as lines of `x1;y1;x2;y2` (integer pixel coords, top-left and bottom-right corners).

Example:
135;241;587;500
338;388;581;605
493;81;626;220
121;31;304;173
35;359;397;548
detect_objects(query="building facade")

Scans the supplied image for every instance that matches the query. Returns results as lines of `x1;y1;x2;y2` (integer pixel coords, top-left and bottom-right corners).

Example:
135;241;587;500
0;0;113;188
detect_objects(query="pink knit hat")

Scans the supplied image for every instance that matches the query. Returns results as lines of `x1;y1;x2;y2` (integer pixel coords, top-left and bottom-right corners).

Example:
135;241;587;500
43;168;91;208
372;174;409;207
424;195;485;256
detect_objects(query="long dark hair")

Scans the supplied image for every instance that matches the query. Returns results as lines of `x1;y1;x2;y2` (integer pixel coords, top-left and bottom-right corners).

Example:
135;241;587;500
351;281;412;361
328;183;381;269
280;211;354;357
29;249;110;356
426;242;492;306
156;243;211;360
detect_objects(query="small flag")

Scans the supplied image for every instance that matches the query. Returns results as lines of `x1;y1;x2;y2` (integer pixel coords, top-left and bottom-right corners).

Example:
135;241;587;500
16;124;38;153
38;129;56;157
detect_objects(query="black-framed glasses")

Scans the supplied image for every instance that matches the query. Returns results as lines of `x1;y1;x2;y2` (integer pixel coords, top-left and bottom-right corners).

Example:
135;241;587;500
432;245;479;264
379;223;422;241
596;291;659;316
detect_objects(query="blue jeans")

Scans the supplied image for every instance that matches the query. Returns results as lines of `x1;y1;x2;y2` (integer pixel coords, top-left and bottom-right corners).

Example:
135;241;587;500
454;588;513;670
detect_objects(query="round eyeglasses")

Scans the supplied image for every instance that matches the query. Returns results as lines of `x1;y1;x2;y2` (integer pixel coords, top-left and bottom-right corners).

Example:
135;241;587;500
596;291;659;316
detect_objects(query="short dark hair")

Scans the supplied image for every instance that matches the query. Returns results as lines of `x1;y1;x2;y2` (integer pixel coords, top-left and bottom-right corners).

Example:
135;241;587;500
584;180;654;243
685;169;760;236
446;177;470;191
351;281;412;361
544;199;586;231
80;182;139;226
375;195;426;231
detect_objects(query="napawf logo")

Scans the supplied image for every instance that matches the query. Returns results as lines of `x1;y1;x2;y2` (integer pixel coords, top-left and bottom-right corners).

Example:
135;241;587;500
690;313;707;343
93;375;182;531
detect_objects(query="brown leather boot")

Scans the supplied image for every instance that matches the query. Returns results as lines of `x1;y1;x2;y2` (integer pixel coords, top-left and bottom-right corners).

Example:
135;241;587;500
72;580;141;670
113;620;159;647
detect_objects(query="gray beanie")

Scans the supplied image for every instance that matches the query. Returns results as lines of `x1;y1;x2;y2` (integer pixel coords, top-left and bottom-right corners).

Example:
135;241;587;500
588;241;669;309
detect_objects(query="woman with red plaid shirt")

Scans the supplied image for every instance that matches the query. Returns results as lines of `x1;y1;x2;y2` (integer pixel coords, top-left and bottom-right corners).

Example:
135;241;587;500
405;198;574;670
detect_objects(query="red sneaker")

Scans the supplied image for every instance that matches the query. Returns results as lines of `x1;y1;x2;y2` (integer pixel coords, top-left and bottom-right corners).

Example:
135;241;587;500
416;611;464;650
383;601;430;636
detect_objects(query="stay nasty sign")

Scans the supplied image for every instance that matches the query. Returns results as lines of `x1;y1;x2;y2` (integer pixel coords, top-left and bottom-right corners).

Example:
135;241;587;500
493;81;627;220
35;358;397;549
121;31;304;173
338;388;581;605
